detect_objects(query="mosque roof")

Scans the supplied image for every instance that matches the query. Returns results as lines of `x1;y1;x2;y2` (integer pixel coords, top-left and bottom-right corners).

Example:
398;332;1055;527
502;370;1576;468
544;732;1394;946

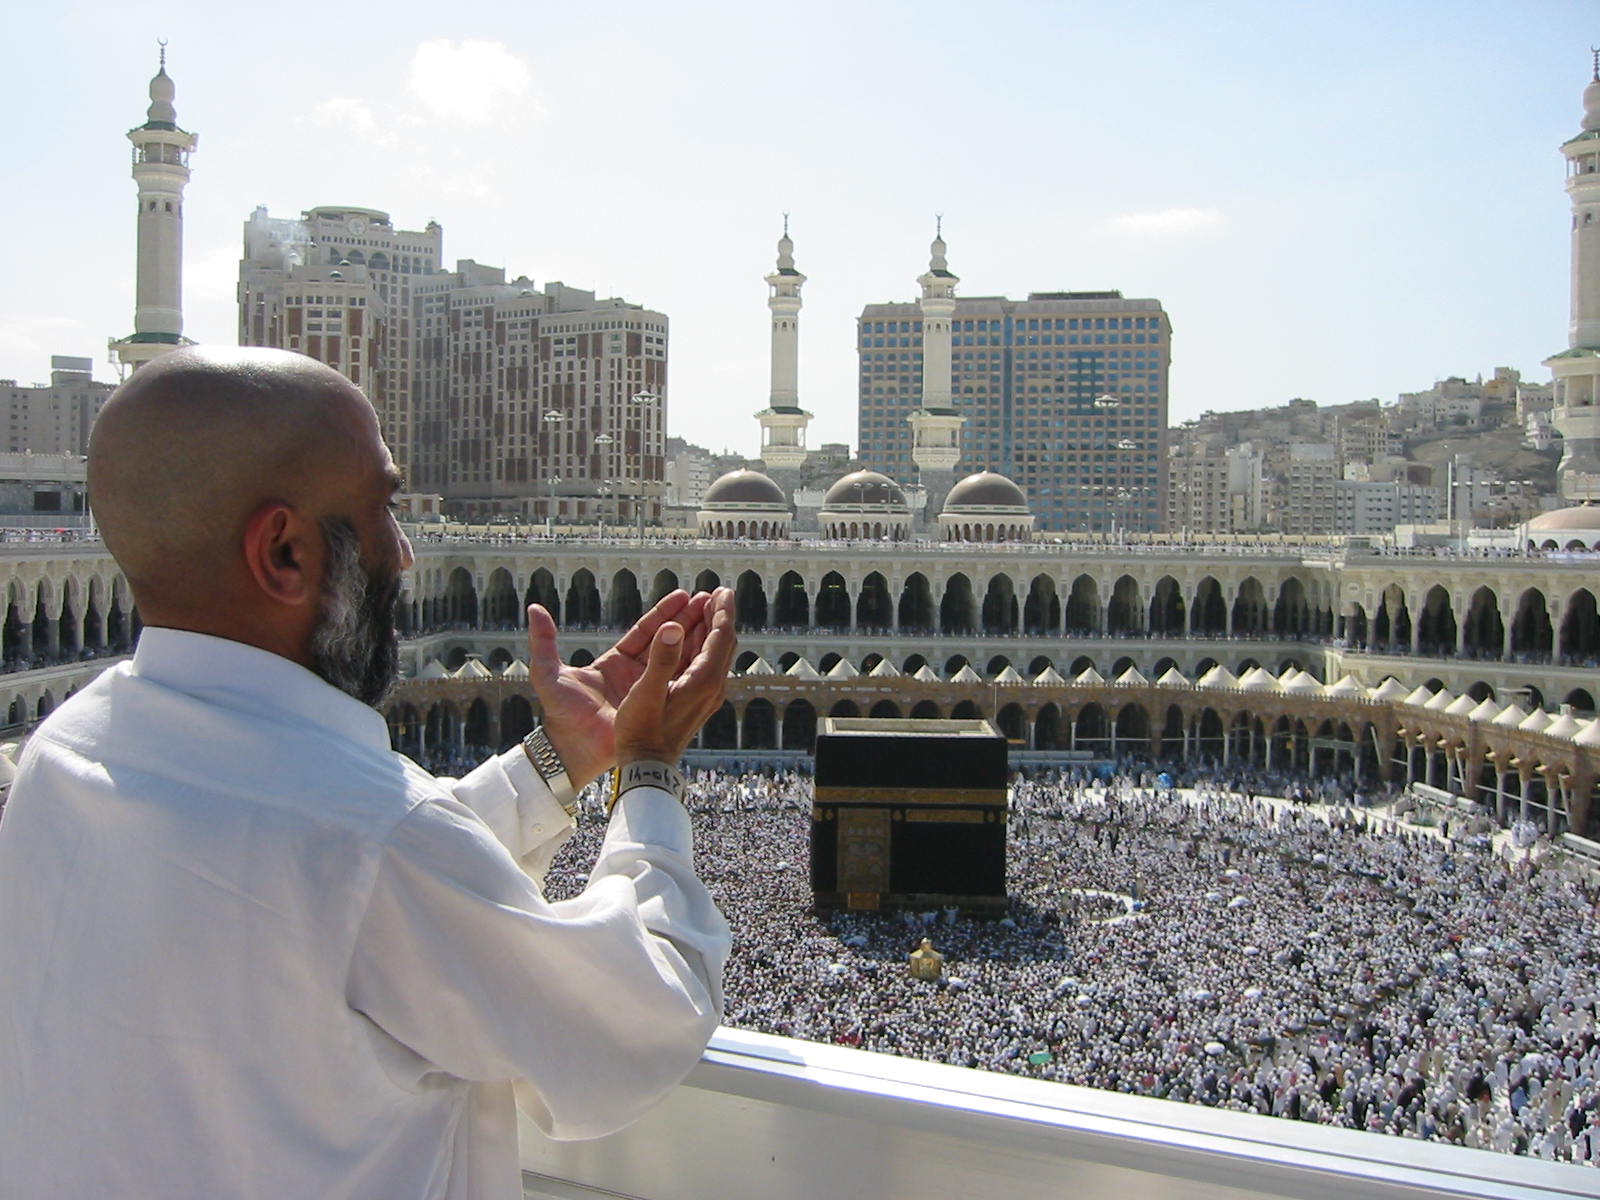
702;468;788;508
1527;504;1600;532
822;470;907;508
943;470;1029;512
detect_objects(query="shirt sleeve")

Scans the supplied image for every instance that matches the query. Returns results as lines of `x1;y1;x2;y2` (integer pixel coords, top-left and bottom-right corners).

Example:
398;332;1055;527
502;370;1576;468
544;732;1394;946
432;748;575;880
346;785;729;1141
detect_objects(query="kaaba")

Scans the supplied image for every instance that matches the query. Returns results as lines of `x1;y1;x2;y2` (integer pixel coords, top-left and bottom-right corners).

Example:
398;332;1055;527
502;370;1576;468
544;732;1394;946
811;717;1008;914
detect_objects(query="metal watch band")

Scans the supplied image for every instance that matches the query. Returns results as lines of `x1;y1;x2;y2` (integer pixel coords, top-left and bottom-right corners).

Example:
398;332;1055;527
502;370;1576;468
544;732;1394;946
521;726;577;818
608;760;685;814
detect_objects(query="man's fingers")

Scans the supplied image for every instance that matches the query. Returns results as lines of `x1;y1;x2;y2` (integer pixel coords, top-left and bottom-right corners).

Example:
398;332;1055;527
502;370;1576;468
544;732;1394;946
668;591;737;717
635;621;685;701
614;590;690;659
525;604;561;686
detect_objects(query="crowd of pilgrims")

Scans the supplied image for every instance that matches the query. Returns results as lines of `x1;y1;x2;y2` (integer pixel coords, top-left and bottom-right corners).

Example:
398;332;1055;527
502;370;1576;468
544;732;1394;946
425;746;1600;1166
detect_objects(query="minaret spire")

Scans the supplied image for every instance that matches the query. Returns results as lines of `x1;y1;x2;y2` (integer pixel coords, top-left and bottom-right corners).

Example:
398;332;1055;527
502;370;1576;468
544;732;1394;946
909;221;965;527
757;217;812;475
1543;55;1600;504
109;49;199;375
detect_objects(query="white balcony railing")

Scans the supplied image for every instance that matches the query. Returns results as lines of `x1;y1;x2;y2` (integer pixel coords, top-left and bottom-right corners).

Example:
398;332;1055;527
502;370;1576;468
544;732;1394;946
519;1028;1590;1200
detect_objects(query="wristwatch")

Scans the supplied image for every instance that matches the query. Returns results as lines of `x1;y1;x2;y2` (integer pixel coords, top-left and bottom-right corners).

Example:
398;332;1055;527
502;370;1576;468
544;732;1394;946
521;726;577;818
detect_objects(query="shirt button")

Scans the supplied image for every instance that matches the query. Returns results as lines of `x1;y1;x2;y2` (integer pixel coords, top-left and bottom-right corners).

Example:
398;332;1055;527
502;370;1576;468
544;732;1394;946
534;824;544;834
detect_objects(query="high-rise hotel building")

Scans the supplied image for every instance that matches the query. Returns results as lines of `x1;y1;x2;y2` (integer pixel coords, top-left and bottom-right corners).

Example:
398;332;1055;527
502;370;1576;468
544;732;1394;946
858;240;1170;533
239;207;667;523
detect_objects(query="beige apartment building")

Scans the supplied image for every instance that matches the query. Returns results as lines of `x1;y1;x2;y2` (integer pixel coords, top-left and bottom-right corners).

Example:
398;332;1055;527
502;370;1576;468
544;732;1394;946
239;207;667;522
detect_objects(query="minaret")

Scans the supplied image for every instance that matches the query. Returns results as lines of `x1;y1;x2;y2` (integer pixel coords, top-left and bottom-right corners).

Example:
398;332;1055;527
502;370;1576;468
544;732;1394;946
109;46;198;375
756;217;812;476
908;220;965;527
1545;51;1600;505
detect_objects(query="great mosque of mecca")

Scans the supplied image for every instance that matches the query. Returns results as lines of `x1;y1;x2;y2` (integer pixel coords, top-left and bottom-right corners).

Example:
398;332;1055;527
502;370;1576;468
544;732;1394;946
4;55;1600;848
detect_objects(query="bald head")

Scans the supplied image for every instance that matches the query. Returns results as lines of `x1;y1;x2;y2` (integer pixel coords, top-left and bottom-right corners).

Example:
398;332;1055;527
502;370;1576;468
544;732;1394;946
90;347;383;619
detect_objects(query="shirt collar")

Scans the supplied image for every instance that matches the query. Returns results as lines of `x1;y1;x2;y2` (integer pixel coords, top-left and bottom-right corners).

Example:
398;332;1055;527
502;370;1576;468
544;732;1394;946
128;627;393;750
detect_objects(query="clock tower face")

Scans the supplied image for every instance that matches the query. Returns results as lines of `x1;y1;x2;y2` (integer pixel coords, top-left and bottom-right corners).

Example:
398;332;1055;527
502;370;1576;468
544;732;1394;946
347;216;368;236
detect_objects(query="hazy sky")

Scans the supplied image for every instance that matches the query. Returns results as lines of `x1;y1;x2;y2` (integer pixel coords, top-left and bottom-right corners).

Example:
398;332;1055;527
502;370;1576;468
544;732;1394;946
5;1;1593;457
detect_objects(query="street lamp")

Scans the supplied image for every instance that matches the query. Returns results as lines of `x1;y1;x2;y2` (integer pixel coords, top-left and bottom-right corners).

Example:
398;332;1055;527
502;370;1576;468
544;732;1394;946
541;411;566;525
630;389;661;539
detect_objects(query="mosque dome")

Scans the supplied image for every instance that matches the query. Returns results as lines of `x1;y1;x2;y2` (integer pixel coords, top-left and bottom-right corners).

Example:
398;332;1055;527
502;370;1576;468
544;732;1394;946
822;470;906;508
939;470;1034;543
944;470;1028;511
1584;76;1600;134
697;468;790;540
703;468;787;507
1525;504;1600;550
1527;504;1600;532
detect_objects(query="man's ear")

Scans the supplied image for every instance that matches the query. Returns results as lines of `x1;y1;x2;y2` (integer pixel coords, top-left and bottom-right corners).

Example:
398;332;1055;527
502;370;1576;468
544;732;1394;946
242;502;316;607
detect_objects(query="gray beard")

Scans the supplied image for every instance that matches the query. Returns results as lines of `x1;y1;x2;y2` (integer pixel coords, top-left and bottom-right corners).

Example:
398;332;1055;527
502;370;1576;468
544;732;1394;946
309;517;401;708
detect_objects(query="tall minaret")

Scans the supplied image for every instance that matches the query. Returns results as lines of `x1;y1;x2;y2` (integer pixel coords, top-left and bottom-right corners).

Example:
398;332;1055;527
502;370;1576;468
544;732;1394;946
908;221;965;526
756;217;812;477
1545;52;1600;505
109;46;198;375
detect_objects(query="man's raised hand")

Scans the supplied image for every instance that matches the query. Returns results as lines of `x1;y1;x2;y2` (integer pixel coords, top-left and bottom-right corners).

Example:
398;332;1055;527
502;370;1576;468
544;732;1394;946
525;589;733;788
614;587;736;766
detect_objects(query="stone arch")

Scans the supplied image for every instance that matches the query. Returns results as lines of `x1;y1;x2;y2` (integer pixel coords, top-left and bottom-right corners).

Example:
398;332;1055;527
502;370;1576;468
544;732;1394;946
782;701;817;752
940;573;976;636
996;702;1027;743
607;569;643;628
857;572;893;632
735;570;769;631
743;699;778;749
1114;703;1150;756
1149;575;1185;636
1035;702;1064;749
815;571;850;631
773;571;809;627
1462;585;1503;658
1510;587;1553;659
482;567;519;627
565;569;601;627
648;569;681;606
1193;576;1227;636
1374;584;1411;650
980;574;1018;635
1230;576;1266;636
501;695;535;746
1074;703;1110;757
1561;587;1599;664
1416;584;1456;656
1107;575;1142;636
525;569;560;623
898;572;934;633
1065;574;1100;635
1273;576;1311;638
445;567;478;625
1022;574;1060;635
702;702;737;749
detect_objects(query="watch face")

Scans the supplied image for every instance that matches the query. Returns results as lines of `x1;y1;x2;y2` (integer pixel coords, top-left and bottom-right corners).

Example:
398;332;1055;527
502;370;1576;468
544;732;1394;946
348;216;367;235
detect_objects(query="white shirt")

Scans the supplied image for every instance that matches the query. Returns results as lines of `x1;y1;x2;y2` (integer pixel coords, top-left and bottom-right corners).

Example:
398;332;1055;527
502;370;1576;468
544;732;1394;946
0;629;729;1200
